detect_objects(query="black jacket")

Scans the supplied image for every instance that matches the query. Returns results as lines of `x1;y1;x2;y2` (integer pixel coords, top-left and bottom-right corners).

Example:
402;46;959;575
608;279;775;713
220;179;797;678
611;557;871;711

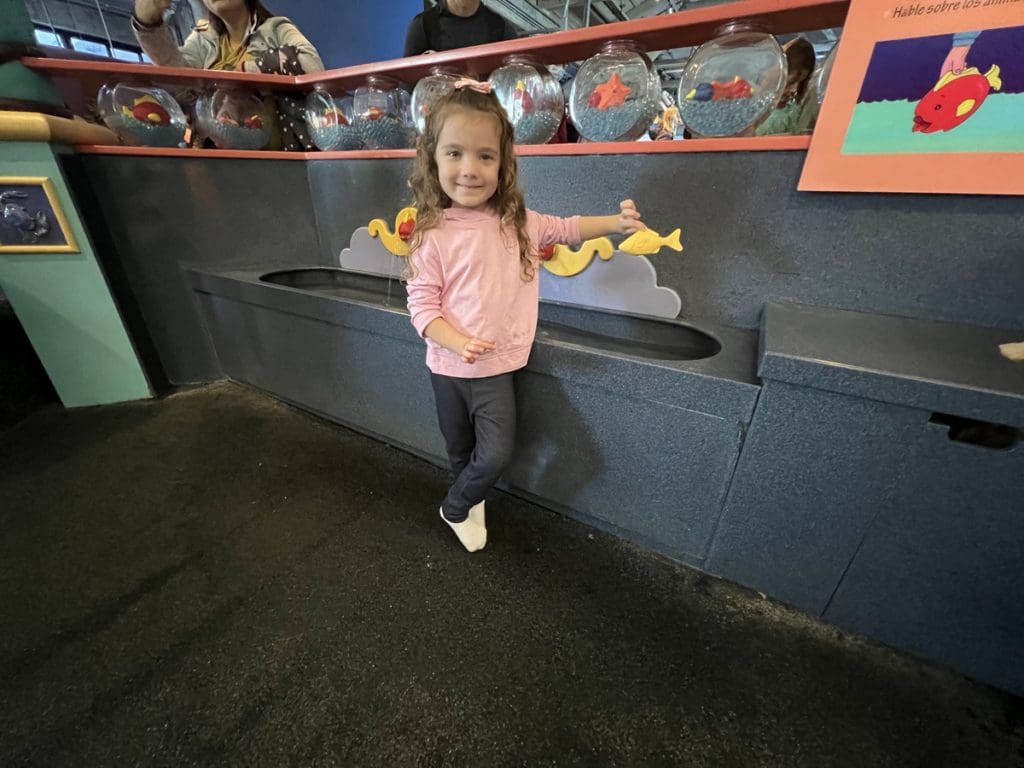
403;2;515;56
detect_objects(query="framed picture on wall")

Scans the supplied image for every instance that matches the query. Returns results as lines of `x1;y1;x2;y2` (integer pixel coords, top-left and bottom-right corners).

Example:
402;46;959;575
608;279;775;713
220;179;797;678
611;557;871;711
0;176;79;253
800;0;1024;195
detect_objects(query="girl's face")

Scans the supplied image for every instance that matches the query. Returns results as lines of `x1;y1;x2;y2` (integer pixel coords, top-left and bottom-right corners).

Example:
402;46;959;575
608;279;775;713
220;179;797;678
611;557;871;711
434;110;501;211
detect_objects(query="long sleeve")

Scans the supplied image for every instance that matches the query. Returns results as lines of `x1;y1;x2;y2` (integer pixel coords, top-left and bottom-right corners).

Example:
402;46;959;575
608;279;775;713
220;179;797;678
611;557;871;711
132;22;201;68
275;20;324;72
406;238;445;338
526;210;582;250
952;30;981;47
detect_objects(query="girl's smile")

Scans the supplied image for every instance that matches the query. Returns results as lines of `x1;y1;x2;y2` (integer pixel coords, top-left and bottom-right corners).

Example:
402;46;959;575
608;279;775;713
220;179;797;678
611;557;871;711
434;110;501;210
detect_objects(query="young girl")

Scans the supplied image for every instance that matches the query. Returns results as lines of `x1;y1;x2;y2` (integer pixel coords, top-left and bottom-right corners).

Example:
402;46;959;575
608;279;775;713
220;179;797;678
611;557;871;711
405;80;646;553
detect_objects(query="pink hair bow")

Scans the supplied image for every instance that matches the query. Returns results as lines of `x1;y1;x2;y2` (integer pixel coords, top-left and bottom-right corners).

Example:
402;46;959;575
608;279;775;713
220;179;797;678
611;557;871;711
452;78;492;94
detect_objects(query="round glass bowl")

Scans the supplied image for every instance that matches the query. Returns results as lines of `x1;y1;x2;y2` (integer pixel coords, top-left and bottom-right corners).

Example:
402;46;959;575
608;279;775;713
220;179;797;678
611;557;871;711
677;22;785;137
410;67;461;135
489;55;565;145
353;75;416;150
97;84;187;148
305;87;363;151
195;88;272;150
569;40;659;142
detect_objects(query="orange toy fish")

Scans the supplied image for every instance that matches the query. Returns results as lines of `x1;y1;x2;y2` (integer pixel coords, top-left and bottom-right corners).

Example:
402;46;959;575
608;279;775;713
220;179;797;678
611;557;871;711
913;65;1001;133
122;96;171;125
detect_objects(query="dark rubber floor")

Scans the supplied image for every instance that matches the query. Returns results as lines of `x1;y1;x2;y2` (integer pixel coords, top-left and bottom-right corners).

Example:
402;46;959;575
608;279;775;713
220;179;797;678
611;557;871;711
0;298;58;433
2;382;1021;767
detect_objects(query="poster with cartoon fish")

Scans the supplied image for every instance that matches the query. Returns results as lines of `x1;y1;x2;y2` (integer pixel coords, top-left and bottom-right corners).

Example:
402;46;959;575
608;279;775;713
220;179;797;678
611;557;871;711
800;0;1024;195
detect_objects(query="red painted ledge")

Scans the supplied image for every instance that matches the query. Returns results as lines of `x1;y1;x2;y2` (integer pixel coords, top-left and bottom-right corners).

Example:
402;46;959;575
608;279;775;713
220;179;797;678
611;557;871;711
72;135;810;159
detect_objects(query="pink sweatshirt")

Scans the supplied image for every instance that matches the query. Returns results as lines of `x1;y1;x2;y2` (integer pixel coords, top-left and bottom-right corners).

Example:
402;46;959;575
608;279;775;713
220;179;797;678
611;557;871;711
407;207;582;378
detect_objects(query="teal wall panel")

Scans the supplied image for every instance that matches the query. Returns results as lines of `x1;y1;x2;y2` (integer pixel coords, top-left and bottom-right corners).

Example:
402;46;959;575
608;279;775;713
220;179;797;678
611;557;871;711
0;142;150;406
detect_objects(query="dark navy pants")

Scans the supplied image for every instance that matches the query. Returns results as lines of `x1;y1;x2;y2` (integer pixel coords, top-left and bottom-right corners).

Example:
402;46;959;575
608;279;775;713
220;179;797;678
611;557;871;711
430;371;517;522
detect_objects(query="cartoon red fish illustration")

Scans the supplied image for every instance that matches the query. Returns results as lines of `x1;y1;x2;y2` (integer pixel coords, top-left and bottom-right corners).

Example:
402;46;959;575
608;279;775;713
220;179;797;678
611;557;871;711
122;96;171;125
913;65;1001;133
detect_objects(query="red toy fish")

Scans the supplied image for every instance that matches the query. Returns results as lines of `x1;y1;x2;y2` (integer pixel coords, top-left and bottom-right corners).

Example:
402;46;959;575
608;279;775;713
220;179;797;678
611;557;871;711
123;96;171;125
322;107;348;126
513;79;535;113
685;76;754;102
913;65;1002;133
398;218;416;242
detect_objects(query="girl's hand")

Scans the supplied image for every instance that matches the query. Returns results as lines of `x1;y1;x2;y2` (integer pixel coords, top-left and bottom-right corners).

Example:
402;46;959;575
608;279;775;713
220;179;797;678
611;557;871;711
460;336;496;364
618;199;646;235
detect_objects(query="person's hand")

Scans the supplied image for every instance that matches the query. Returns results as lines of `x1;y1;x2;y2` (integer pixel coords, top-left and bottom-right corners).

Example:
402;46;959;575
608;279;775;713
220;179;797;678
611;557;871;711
459;336;496;364
134;0;172;26
940;45;971;76
617;199;645;235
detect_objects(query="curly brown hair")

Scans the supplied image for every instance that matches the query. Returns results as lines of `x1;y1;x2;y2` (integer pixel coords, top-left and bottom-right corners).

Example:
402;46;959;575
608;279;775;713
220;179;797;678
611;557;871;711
407;87;535;281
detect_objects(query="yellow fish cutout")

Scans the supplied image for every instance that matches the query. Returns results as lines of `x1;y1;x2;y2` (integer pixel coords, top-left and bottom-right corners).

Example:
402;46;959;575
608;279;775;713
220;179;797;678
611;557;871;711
933;65;1001;92
541;237;615;277
619;227;683;256
368;206;418;257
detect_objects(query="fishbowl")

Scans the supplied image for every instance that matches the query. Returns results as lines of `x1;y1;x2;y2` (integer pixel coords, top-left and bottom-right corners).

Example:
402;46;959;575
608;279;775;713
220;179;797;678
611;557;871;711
305;86;363;151
568;40;660;142
96;83;187;148
195;88;273;150
353;75;416;150
489;55;565;145
677;22;785;138
410;67;462;135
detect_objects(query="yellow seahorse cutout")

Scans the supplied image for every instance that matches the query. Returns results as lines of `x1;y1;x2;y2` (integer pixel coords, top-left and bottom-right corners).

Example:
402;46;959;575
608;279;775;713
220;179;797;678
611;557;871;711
541;237;615;277
368;206;418;256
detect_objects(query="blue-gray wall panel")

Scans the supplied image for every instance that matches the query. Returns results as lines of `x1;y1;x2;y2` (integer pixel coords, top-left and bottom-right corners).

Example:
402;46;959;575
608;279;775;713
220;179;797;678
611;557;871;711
506;368;746;563
68;156;321;384
75;152;1023;387
824;419;1024;697
705;381;914;614
310;152;1024;331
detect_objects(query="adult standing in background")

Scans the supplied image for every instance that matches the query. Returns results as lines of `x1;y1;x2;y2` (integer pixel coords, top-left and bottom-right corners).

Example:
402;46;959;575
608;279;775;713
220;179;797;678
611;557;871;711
403;0;516;57
131;0;324;149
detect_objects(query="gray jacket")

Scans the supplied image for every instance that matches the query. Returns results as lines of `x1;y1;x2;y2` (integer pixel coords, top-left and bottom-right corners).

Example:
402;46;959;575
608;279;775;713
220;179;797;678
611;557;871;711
133;16;324;74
